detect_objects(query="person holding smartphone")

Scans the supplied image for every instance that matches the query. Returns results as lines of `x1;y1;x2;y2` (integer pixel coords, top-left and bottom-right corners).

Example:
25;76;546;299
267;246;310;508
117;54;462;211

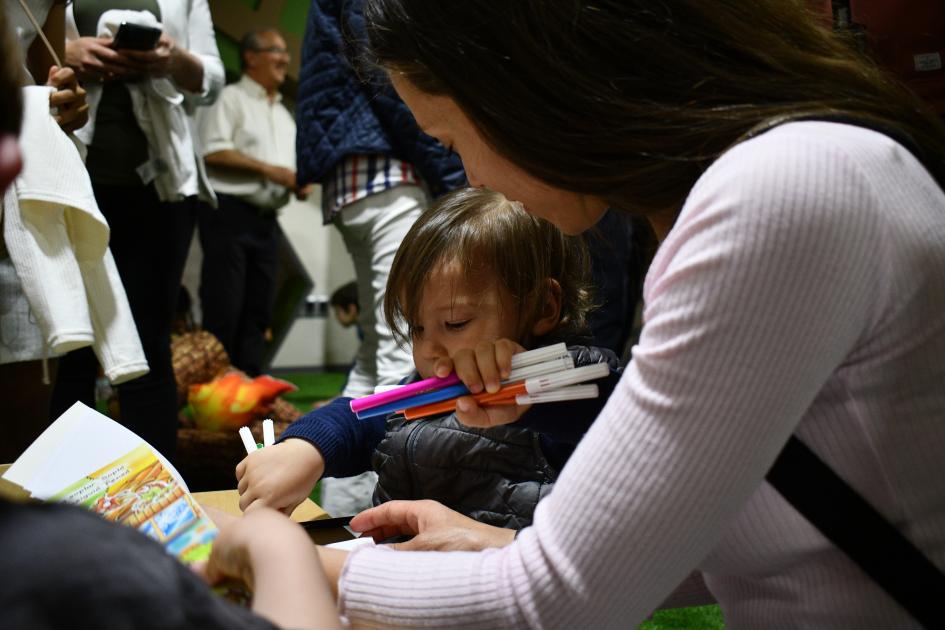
50;0;224;462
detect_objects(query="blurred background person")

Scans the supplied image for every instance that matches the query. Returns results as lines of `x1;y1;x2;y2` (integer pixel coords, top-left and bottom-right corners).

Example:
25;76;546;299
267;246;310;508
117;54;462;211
197;28;308;376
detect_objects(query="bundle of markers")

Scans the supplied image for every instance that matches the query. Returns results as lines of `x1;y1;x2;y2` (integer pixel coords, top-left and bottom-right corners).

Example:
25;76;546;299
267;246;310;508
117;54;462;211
350;342;609;421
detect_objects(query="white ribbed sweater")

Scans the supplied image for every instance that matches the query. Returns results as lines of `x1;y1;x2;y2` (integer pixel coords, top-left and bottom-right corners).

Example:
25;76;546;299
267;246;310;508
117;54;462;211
338;122;945;629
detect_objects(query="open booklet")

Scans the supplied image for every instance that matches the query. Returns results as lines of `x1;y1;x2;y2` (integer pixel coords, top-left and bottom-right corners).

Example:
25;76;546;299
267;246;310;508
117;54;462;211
2;402;217;564
2;401;372;564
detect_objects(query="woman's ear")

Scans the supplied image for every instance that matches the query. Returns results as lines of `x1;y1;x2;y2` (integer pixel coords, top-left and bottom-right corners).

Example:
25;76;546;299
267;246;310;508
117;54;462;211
531;278;562;338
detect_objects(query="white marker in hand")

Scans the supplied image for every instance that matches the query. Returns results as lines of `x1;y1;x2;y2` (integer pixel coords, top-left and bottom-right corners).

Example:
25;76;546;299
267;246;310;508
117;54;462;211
262;418;275;448
238;426;257;455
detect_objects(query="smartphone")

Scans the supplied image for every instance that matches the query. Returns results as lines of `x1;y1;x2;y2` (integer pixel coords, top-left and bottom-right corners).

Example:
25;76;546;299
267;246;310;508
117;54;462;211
112;22;162;51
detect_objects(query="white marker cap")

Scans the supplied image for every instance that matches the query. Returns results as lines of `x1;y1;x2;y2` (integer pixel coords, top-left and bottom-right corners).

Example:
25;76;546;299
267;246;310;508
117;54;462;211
238;426;257;455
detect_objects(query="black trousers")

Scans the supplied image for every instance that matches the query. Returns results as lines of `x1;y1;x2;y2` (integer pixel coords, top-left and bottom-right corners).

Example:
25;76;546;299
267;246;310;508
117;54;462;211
50;184;196;461
197;193;280;376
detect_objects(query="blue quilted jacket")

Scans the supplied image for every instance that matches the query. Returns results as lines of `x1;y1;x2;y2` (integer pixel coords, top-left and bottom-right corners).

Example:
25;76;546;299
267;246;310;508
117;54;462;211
295;0;465;201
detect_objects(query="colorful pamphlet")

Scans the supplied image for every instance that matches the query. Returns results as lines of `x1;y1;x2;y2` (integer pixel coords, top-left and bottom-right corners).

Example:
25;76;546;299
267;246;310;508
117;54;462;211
51;443;217;564
2;402;217;566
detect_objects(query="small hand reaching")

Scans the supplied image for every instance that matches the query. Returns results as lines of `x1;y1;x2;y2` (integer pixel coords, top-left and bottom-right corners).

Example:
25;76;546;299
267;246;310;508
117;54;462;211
198;507;342;630
235;438;325;514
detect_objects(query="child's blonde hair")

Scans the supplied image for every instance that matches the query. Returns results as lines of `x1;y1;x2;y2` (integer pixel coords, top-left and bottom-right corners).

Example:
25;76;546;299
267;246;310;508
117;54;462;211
385;187;595;347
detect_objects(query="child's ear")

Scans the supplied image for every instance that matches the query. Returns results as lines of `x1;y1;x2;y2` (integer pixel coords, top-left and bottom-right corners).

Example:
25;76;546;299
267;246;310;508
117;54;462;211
531;279;563;338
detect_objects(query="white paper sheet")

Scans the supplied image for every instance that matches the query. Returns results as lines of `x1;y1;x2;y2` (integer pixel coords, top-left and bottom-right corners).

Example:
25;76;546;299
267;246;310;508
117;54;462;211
4;402;188;499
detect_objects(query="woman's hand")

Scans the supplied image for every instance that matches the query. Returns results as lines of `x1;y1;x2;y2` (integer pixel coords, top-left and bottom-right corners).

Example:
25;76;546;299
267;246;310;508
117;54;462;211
46;66;88;132
351;499;517;551
434;338;532;428
236;438;325;514
198;508;341;630
119;32;176;78
118;32;205;93
65;36;139;82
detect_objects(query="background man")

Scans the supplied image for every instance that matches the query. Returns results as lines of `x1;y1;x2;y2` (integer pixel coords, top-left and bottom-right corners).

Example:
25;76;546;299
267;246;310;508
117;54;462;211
197;28;307;375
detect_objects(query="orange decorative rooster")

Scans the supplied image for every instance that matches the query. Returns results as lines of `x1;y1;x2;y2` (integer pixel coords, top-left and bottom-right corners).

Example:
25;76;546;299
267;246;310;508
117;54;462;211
188;372;298;432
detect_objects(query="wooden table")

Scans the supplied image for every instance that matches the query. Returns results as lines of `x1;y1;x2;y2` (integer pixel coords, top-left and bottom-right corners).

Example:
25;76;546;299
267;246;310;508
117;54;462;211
193;490;353;545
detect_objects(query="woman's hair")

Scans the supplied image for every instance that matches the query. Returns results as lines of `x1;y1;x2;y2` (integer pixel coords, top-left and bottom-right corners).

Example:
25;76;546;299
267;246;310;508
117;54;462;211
362;0;945;216
0;5;23;136
384;187;594;348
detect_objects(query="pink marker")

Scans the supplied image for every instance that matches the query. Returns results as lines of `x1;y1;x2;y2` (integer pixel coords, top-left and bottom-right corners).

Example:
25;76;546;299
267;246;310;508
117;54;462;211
349;373;462;414
348;342;568;414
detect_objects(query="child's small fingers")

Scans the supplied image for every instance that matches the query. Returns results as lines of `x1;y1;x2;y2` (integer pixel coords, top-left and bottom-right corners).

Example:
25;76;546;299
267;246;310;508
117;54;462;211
494;340;522;379
452;350;484;393
474;342;501;393
236;472;250;495
455;397;492;427
433;356;454;379
238;489;259;512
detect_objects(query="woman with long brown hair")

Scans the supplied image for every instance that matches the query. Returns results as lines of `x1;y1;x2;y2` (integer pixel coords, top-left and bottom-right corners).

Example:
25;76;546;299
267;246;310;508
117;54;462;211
205;1;945;627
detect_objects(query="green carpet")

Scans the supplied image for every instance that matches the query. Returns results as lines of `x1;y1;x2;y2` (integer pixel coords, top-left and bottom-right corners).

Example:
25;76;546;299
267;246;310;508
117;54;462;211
639;605;724;629
275;370;348;410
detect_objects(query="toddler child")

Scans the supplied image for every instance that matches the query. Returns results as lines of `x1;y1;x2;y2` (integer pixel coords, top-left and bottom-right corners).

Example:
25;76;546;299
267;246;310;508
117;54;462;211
236;187;621;528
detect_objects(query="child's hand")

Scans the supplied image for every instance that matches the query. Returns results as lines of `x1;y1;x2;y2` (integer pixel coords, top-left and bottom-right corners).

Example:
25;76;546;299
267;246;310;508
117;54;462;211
439;339;533;428
200;508;341;630
236;438;325;514
434;338;523;392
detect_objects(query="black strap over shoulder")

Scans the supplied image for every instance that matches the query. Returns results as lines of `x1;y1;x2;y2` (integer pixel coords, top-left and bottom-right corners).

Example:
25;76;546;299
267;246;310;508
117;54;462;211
766;436;945;628
756;114;945;627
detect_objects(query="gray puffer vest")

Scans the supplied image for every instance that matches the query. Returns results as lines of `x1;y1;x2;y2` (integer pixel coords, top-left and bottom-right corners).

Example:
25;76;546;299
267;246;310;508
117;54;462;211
372;414;557;529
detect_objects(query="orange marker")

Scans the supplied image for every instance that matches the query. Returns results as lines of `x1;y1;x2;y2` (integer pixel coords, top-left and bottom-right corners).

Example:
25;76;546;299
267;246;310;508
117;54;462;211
404;382;527;420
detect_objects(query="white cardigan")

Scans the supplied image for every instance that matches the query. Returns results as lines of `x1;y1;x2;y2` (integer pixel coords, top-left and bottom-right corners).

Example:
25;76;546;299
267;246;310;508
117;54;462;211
67;0;224;202
3;87;148;384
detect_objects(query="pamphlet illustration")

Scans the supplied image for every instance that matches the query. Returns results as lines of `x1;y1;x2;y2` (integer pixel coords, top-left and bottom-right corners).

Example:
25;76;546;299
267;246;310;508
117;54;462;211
51;443;217;564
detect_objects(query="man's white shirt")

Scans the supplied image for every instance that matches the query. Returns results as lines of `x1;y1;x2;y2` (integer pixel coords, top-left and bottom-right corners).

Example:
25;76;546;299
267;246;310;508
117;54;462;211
199;74;297;210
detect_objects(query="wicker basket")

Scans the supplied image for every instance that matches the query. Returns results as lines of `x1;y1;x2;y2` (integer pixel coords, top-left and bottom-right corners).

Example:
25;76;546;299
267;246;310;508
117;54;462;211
171;330;305;490
171;330;230;405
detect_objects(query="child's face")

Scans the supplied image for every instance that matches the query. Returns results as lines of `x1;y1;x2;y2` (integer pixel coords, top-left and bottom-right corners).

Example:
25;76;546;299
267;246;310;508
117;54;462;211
333;304;359;328
410;262;520;379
